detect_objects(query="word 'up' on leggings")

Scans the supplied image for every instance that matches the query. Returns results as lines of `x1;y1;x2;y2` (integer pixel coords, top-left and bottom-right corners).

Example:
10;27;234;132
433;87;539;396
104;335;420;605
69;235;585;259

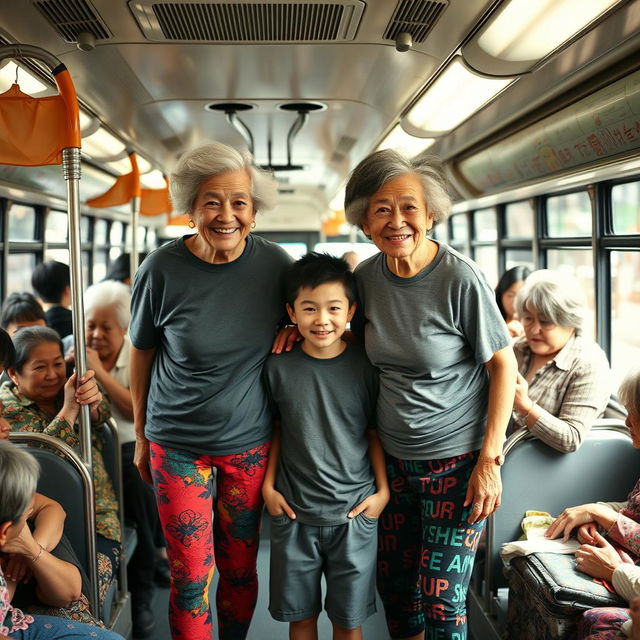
377;451;484;640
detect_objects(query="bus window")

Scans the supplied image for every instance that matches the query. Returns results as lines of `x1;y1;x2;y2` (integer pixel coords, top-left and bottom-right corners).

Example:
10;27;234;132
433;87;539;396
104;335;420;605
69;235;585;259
110;221;124;246
505;249;534;271
450;213;469;243
95;219;108;244
611;251;640;387
44;248;69;264
505;201;534;238
45;210;68;243
547;192;592;237
612;181;640;234
278;242;308;260
474;208;497;241
6;253;36;295
8;204;36;241
474;246;498;287
546;249;595;338
94;251;108;283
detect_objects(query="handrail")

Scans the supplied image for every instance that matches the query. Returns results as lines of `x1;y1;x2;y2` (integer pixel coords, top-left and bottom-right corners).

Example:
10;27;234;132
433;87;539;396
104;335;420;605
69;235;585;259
8;431;99;615
0;42;96;614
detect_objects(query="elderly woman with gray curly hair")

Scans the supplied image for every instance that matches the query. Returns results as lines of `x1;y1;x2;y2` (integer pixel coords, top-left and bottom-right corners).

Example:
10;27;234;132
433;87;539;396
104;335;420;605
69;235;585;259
129;141;291;640
510;269;611;453
344;149;517;640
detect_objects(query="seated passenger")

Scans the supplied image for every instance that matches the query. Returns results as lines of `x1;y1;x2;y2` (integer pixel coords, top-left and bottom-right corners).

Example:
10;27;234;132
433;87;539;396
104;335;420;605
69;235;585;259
545;366;640;639
0;293;45;337
0;327;121;605
510;270;611;452
0;439;124;639
103;253;145;287
76;280;159;637
495;265;532;338
31;262;72;339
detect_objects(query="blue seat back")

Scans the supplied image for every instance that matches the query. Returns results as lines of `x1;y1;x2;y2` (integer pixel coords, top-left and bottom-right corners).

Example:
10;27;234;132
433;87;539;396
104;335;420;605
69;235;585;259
487;422;640;596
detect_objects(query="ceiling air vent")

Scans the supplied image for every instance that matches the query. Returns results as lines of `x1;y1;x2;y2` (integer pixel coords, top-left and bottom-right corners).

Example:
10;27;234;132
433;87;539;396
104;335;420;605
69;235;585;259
32;0;112;43
129;0;365;42
383;0;448;44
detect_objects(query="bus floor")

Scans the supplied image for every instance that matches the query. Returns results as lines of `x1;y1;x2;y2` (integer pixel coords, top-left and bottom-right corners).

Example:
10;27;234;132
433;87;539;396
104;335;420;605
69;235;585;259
147;513;392;640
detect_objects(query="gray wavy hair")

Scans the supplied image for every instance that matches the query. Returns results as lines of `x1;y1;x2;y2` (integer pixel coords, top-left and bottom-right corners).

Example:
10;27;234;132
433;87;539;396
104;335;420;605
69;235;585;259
0;439;39;526
515;270;586;333
344;149;451;228
618;367;640;415
170;141;278;215
84;280;131;329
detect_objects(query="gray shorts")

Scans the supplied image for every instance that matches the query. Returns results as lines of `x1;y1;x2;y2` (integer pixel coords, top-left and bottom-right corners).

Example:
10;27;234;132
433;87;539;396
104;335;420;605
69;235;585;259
268;513;378;629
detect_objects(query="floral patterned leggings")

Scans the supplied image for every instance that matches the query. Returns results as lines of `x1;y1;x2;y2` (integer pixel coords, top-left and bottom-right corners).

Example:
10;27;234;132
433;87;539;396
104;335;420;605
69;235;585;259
149;441;269;640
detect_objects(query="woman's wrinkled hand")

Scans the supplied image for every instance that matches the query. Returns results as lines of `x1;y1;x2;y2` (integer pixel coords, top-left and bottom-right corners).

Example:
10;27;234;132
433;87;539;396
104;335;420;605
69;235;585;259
575;531;622;581
507;319;525;339
1;526;39;583
513;372;533;416
66;347;104;378
577;522;599;545
464;462;502;524
271;326;302;354
545;503;613;541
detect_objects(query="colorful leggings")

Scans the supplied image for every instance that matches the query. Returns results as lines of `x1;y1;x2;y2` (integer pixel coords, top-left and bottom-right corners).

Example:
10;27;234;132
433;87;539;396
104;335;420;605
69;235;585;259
579;607;631;639
149;441;269;640
377;451;484;640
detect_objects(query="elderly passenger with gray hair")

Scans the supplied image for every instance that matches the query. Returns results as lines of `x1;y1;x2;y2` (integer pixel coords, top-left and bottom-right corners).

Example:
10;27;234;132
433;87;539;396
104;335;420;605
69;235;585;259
129;141;291;640
511;269;611;453
344;149;517;640
0;440;125;639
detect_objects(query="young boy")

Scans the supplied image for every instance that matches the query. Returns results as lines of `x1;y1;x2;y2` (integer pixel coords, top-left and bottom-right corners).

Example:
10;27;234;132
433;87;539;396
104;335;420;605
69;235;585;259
263;253;389;640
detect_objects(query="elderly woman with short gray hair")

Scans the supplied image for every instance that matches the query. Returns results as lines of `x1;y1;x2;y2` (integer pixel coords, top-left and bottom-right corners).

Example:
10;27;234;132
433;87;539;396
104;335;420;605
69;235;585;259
129;141;291;640
345;149;517;640
512;269;611;453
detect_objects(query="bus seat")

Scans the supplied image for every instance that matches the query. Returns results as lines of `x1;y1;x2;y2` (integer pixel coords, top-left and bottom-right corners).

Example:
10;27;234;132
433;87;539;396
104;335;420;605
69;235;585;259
470;419;638;639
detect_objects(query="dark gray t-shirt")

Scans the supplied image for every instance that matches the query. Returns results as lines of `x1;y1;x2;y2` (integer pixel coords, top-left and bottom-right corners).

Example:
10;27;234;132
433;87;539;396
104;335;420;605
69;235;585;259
129;234;291;456
354;242;510;460
264;343;379;526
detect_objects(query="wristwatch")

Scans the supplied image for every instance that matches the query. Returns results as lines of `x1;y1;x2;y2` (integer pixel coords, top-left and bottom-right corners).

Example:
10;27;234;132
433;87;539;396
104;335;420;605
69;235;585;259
477;454;505;466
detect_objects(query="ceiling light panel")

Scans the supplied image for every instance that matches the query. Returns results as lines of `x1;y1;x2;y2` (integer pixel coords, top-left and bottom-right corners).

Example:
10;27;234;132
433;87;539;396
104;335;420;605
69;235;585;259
377;125;434;157
406;58;513;133
0;61;48;95
81;128;126;158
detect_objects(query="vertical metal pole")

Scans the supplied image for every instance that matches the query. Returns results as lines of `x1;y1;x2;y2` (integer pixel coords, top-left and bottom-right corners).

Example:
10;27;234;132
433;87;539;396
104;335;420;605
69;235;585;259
130;196;140;278
62;146;100;616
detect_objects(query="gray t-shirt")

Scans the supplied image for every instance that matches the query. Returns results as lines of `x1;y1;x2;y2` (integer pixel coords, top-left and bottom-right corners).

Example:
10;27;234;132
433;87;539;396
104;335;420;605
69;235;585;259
354;242;511;460
129;234;291;456
264;343;378;526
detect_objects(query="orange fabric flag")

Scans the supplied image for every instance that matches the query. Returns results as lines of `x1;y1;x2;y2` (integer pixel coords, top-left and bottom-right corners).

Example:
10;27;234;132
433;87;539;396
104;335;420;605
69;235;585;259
0;67;80;166
167;213;191;226
140;177;172;216
86;152;141;208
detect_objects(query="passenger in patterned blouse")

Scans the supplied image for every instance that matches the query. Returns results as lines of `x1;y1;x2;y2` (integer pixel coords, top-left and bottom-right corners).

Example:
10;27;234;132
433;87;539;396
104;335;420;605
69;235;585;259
545;367;640;639
511;270;611;453
0;326;121;605
0;439;124;639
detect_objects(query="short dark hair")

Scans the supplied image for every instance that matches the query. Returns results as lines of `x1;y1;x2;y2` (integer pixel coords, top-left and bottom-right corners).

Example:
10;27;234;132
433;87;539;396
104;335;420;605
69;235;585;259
286;252;356;306
0;292;46;329
11;326;63;374
0;328;15;370
495;266;533;319
31;261;70;303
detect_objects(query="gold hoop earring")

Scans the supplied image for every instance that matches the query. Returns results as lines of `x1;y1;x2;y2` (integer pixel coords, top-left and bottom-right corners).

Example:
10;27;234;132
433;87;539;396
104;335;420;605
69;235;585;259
251;221;256;229
188;219;195;229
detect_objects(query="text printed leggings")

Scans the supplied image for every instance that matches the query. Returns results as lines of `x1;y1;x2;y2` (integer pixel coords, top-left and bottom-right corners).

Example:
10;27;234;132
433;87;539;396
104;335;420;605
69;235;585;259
377;452;484;640
150;441;269;640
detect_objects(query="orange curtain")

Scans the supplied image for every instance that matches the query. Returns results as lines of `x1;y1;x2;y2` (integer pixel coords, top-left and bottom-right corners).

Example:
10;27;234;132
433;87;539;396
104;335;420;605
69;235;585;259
86;152;141;208
0;67;80;166
140;176;172;216
323;210;347;236
167;213;191;226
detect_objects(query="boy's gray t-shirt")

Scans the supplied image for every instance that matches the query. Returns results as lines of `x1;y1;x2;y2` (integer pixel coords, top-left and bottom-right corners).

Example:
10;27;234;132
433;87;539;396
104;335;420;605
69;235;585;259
354;242;511;461
263;343;378;526
129;234;291;456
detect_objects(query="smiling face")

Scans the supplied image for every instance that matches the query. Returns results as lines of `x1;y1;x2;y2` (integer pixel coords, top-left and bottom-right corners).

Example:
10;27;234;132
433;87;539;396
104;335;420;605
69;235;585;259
191;169;256;263
9;341;66;405
521;307;575;358
287;282;356;359
86;305;126;364
362;173;434;266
